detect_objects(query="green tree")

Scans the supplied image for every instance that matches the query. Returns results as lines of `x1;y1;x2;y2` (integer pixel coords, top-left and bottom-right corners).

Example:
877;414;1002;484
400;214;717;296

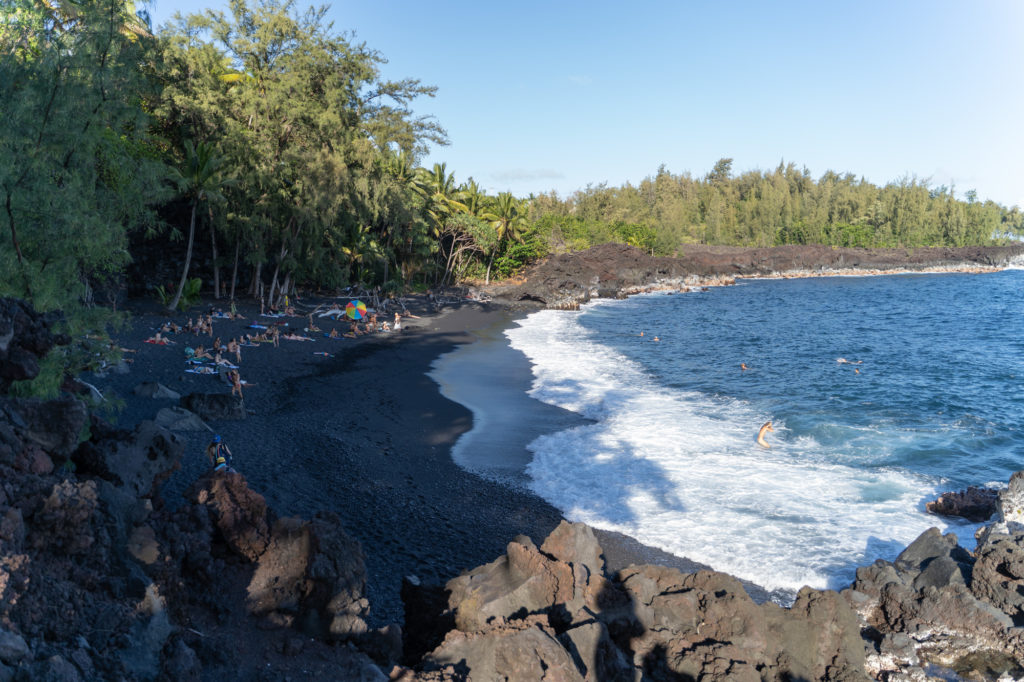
481;192;527;283
0;0;166;394
166;140;232;311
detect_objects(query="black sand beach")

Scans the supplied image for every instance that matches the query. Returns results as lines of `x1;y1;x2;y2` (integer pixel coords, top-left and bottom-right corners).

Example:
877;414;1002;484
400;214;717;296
89;293;735;628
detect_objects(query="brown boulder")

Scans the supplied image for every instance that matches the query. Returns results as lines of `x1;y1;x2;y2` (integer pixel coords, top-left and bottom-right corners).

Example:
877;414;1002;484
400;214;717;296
32;479;99;554
971;532;1024;622
246;511;369;639
926;486;998;522
422;615;584;682
180;393;246;421
187;470;270;561
614;566;867;681
446;534;584;633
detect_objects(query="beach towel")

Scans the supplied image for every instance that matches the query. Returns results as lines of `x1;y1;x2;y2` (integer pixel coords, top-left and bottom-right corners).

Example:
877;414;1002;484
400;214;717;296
248;324;268;330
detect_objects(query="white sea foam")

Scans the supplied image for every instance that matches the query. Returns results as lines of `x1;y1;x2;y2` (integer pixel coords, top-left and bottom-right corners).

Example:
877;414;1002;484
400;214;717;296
504;303;976;593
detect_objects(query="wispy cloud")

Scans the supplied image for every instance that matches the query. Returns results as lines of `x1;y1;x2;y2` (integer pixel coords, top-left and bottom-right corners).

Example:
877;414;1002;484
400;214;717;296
491;168;565;183
568;74;593;86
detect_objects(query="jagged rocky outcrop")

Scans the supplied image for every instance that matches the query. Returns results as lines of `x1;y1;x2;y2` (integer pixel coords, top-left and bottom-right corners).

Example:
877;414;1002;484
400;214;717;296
488;243;1024;309
399;522;869;681
0;297;70;393
926;485;999;522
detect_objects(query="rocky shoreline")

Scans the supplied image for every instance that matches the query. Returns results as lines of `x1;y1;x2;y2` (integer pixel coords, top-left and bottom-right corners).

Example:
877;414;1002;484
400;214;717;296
2;243;1024;680
485;243;1024;309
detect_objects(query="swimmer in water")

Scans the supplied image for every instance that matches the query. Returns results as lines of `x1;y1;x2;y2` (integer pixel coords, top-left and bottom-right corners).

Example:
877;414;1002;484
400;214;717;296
653;336;660;342
757;421;773;448
741;363;748;371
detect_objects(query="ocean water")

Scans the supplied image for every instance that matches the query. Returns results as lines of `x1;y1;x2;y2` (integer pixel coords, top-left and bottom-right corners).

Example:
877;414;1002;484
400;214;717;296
433;269;1024;598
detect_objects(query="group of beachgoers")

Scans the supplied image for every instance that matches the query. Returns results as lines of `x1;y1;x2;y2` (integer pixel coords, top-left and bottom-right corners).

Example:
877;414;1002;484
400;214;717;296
141;300;420;408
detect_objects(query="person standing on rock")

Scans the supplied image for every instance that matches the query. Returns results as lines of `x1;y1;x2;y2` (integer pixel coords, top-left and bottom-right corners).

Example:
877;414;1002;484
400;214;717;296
206;435;233;471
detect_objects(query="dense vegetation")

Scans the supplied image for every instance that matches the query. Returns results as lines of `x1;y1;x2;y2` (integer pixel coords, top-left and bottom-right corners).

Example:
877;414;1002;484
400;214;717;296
1;0;1022;394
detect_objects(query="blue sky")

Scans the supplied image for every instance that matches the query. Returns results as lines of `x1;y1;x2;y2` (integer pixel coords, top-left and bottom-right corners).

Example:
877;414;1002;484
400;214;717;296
148;0;1024;208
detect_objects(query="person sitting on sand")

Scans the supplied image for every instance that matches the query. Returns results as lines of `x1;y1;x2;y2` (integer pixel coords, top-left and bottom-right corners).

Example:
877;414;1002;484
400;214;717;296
193;345;212;360
206;435;233;471
307;314;320;332
213;353;236;367
227;338;241;364
329;328;341;339
213;337;222;352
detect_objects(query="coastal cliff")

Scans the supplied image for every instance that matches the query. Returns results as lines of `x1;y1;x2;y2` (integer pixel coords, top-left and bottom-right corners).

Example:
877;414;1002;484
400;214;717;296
3;242;1024;681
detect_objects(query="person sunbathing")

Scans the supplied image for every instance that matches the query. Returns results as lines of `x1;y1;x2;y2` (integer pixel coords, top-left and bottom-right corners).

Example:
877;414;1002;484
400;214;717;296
144;332;170;345
193;345;213;360
213;353;236;367
318;306;344;319
282;332;313;341
328;328;341;339
307;314;320;332
213;337;222;352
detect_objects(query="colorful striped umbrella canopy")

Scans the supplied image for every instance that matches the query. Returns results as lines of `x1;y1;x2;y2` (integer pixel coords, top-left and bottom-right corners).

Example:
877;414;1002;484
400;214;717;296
345;300;367;320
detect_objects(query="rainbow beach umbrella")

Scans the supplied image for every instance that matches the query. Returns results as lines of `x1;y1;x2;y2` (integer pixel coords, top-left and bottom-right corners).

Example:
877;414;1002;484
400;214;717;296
345;300;367;320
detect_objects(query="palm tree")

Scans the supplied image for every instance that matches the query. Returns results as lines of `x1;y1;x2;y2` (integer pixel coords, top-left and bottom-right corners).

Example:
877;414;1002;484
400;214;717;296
415;162;467;236
166;140;232;311
461;177;487;217
481;191;527;284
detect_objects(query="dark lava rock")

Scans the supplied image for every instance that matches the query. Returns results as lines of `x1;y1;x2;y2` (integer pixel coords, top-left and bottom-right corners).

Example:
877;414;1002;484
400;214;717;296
926;485;999;522
0;298;70;393
180;393;246;421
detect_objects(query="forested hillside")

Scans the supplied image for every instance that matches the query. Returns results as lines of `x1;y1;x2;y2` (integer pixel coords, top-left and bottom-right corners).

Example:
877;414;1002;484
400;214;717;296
1;0;1021;394
526;159;1024;258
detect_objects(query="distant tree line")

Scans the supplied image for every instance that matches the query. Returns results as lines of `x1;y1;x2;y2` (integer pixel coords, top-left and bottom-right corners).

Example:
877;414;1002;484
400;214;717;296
1;0;1021;394
524;159;1024;258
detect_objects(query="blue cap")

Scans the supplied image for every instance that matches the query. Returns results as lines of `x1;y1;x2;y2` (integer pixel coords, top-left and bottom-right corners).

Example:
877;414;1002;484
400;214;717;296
213;435;221;443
